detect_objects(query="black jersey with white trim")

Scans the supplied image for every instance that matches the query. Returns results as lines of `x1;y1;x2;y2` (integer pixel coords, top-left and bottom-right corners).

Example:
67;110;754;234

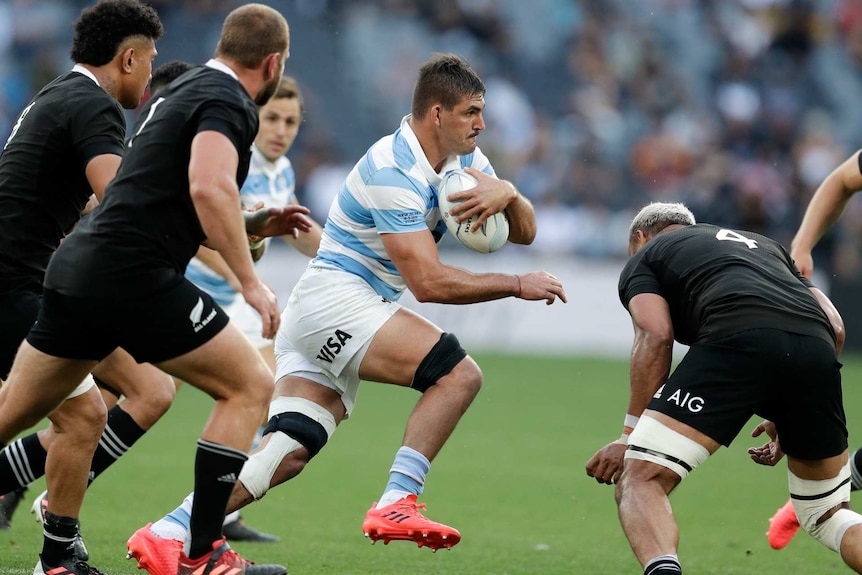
45;66;258;297
0;71;125;283
618;224;835;346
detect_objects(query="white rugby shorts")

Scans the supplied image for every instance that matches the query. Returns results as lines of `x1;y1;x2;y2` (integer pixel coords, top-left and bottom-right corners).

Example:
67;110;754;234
224;295;271;350
274;267;401;415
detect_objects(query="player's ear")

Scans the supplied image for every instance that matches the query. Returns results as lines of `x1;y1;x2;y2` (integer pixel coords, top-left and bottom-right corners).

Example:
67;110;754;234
119;47;135;74
264;53;280;81
433;106;442;127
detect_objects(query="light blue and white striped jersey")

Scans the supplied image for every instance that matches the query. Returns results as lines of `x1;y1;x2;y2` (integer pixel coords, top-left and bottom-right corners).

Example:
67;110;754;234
186;144;296;306
312;115;495;301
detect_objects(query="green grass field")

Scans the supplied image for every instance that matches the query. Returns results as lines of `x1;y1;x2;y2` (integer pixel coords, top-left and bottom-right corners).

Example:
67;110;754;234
1;353;860;574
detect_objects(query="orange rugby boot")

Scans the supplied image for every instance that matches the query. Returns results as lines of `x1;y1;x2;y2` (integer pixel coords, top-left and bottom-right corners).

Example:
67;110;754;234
176;537;286;575
361;494;461;551
766;499;800;550
126;523;183;575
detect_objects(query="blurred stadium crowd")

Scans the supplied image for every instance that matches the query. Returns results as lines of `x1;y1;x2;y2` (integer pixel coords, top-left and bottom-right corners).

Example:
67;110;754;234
3;0;862;273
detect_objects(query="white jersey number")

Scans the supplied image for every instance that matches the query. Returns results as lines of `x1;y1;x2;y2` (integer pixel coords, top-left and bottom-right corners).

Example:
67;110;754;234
715;228;758;249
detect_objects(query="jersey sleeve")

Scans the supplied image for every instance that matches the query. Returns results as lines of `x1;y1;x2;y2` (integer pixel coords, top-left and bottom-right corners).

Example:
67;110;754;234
69;99;125;164
197;98;255;155
618;250;663;309
365;167;429;234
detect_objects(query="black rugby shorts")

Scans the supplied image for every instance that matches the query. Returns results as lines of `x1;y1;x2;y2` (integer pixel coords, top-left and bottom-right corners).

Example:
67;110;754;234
648;328;846;460
0;278;42;379
28;278;229;364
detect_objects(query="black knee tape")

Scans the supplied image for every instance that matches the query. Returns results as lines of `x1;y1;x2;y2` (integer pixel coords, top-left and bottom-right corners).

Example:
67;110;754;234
262;412;328;459
94;376;122;399
411;332;467;393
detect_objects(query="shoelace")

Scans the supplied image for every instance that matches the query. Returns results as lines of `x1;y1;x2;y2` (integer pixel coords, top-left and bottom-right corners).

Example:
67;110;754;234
397;500;426;512
392;499;437;522
219;547;252;567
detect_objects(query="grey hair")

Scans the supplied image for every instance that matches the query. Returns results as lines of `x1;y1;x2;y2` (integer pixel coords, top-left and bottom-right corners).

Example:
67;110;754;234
629;202;696;239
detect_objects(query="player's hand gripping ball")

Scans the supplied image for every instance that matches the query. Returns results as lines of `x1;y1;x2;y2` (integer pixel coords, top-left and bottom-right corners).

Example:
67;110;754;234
437;169;509;253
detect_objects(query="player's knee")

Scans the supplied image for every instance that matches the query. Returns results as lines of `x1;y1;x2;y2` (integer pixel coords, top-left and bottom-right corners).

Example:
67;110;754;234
239;397;336;500
144;372;177;415
624;415;710;482
53;388;108;442
410;332;472;393
790;464;862;552
245;364;276;409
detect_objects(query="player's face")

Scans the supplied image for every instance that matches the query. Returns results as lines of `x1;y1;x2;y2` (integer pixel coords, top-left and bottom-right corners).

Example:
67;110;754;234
255;96;301;162
439;94;486;156
122;39;158;109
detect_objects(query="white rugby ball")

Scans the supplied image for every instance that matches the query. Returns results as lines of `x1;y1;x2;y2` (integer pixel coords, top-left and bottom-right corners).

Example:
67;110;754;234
437;169;509;253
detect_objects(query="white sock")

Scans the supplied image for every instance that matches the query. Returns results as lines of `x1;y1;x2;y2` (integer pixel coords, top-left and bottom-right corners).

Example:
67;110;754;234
223;510;241;525
376;489;410;509
150;493;194;541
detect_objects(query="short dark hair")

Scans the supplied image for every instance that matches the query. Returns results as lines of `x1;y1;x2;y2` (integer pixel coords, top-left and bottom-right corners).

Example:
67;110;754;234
271;75;304;117
411;53;485;120
216;4;289;69
150;60;193;95
71;0;164;66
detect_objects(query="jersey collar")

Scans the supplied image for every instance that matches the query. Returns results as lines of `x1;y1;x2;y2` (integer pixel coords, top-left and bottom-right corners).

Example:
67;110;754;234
398;114;461;186
71;64;99;86
251;144;289;178
205;58;239;81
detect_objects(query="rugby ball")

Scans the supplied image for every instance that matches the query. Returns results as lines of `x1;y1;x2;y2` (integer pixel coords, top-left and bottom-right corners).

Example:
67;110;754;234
437;169;509;253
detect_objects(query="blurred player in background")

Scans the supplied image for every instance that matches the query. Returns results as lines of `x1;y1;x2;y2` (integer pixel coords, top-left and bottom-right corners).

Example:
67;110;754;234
183;74;321;543
147;60;194;95
0;4;309;575
586;202;862;575
127;52;567;573
761;150;862;550
0;1;167;571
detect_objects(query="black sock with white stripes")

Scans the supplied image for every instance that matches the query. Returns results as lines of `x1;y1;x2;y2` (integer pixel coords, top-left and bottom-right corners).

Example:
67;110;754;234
88;405;146;484
40;511;79;566
0;433;46;492
644;554;682;575
188;439;248;559
851;447;862;492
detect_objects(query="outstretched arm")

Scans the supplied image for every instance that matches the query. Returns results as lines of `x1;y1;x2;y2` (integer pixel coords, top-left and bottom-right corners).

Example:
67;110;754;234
382;229;566;305
791;151;862;278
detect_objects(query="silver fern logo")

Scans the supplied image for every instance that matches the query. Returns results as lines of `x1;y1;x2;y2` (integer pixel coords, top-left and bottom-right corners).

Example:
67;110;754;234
189;297;204;325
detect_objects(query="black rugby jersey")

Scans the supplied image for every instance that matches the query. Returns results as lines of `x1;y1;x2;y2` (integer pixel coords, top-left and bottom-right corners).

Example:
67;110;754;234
45;64;258;297
0;70;125;283
618;224;835;346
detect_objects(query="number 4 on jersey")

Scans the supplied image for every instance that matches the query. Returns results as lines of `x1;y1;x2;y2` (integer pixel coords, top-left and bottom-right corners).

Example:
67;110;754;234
716;229;758;249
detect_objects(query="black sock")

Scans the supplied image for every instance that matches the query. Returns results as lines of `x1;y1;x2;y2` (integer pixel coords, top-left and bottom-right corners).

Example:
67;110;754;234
40;511;79;566
0;433;46;492
188;439;247;559
644;554;682;575
851;447;862;492
88;406;147;484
